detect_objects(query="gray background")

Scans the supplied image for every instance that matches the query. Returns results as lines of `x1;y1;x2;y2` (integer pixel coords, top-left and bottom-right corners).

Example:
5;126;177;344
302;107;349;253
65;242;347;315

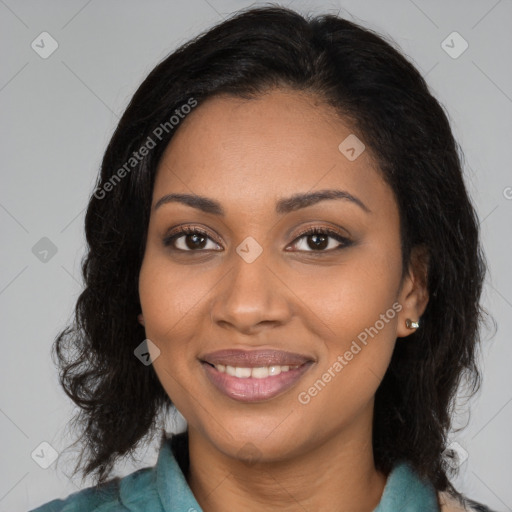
1;0;511;510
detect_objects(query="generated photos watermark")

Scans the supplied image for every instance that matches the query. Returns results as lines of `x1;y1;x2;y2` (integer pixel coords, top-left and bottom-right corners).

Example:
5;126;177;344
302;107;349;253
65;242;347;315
93;97;198;200
297;301;403;405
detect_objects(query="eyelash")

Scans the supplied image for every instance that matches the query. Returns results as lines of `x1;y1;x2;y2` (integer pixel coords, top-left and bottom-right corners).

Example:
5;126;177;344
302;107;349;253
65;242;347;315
162;225;353;254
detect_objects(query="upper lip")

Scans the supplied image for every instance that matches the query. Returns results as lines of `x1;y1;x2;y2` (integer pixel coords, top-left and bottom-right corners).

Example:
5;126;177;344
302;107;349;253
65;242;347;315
200;349;314;368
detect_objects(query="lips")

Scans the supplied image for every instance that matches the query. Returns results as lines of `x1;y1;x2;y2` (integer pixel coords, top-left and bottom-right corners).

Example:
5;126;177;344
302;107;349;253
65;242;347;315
200;349;314;368
201;359;314;402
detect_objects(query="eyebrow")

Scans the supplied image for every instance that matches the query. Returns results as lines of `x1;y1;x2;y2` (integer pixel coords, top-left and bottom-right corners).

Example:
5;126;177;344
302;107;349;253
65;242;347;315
154;189;371;215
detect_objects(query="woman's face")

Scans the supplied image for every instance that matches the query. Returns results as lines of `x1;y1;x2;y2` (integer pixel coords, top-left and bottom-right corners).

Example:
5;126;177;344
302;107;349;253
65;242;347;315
138;89;427;462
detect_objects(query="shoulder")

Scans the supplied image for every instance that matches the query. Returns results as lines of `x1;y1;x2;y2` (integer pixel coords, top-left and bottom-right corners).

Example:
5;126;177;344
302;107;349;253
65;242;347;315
28;476;123;512
438;490;497;512
29;466;162;512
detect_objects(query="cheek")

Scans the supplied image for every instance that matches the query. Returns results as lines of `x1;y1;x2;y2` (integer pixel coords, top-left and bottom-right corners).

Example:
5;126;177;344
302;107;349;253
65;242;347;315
296;242;402;334
138;256;198;396
138;250;212;341
296;297;399;432
293;243;401;404
138;255;199;412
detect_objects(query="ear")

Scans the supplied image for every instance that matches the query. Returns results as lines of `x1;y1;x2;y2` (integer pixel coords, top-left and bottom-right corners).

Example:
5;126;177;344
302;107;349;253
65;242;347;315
396;244;430;339
137;313;145;327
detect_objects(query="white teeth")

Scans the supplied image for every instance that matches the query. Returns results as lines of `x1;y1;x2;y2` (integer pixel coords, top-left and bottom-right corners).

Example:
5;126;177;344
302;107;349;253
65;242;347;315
268;366;281;376
251;366;269;378
234;367;252;378
214;364;299;378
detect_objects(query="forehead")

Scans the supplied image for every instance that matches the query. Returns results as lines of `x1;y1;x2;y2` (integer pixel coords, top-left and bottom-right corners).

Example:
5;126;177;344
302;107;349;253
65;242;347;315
152;89;392;218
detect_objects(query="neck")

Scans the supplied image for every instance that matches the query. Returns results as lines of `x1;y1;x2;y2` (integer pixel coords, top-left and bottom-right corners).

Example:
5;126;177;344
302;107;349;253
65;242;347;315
186;408;388;512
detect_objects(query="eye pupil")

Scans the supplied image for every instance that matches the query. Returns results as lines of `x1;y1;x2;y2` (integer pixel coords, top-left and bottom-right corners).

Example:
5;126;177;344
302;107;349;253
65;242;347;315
186;233;207;250
308;234;328;250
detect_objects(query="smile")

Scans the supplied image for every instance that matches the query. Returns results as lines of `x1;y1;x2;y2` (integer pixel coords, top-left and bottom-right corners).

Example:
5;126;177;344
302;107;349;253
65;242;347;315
213;363;300;378
201;360;313;402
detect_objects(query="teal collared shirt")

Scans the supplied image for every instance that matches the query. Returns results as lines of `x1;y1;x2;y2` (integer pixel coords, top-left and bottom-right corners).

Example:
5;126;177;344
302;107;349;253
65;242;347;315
30;437;440;511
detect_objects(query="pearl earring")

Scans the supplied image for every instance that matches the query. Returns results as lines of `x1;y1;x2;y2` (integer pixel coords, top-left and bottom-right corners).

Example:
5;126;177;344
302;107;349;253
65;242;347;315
405;318;420;329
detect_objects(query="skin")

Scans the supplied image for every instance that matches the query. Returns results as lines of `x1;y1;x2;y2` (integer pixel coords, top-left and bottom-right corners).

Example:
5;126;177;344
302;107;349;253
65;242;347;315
137;88;429;512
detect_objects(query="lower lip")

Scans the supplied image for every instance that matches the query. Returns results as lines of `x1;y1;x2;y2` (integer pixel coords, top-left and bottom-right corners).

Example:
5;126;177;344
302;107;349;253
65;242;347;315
201;362;313;402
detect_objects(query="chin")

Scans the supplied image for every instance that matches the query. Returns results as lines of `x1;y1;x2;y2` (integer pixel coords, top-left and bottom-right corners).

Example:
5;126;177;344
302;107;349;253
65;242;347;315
205;422;306;464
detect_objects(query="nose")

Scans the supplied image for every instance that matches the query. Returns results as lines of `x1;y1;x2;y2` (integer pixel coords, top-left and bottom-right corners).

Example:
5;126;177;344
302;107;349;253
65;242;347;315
209;252;293;335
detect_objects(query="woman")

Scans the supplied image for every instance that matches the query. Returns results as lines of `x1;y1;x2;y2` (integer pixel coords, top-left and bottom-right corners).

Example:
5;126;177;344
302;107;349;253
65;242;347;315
30;6;495;512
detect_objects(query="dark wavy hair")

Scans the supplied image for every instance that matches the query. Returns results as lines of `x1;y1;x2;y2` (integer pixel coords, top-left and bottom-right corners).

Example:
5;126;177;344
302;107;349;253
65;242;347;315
53;4;491;501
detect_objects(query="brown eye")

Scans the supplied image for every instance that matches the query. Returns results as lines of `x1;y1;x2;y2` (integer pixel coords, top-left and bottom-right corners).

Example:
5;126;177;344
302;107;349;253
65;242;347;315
163;226;221;252
289;227;353;252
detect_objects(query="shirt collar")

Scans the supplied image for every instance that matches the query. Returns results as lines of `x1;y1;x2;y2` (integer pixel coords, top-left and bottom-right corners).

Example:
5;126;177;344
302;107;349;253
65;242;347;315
372;461;439;511
156;435;203;511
